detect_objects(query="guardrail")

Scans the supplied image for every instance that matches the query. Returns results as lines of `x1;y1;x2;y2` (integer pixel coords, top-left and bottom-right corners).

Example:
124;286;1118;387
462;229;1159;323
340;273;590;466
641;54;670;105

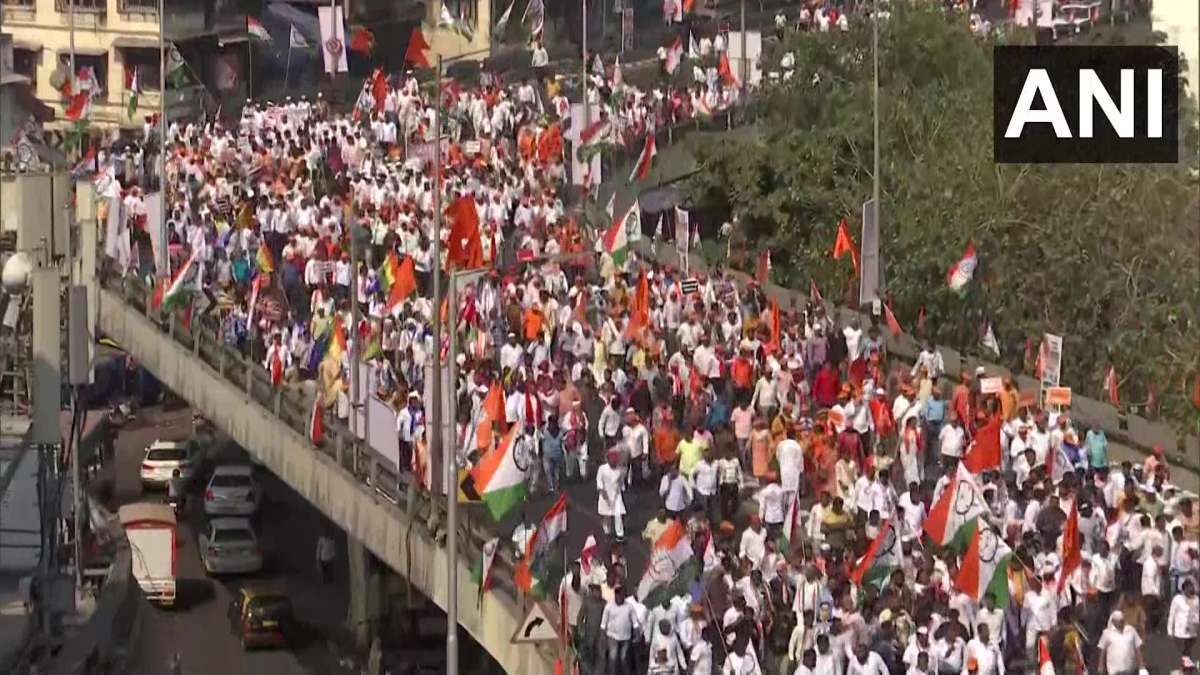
97;268;531;620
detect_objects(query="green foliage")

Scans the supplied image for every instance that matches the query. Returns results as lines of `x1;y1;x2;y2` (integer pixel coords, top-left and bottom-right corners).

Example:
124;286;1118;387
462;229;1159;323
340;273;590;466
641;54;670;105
687;5;1200;429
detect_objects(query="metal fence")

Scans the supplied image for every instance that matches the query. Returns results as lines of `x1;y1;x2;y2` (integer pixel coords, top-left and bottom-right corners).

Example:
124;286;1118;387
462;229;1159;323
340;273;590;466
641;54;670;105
98;268;527;605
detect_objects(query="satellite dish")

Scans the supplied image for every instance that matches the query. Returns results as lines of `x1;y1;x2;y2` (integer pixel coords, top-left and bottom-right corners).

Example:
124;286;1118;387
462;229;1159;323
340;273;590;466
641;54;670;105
2;252;34;293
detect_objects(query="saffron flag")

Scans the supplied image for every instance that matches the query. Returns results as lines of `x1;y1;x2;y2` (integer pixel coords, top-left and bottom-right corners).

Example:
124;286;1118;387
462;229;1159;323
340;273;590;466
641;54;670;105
954;523;1012;605
718;51;738;87
324;315;348;366
962;415;1002;474
1057;500;1081;594
628;134;657;183
850;519;900;588
470;427;528;521
349;26;375;55
1104;366;1119;406
446;196;484;270
378;251;415;313
405;27;432;68
924;464;988;548
883;303;902;337
947;242;978;293
256;239;275;273
626;273;651;339
832;218;860;274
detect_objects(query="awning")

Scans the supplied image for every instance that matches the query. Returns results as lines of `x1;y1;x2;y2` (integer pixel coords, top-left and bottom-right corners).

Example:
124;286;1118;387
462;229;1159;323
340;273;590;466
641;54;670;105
12;40;42;52
111;36;160;49
55;46;109;56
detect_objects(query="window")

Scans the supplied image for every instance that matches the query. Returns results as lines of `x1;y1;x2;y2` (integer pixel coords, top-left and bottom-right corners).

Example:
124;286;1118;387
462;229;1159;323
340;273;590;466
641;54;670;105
12;48;38;81
119;0;156;12
122;48;161;92
76;53;108;95
1;0;37;8
55;0;105;12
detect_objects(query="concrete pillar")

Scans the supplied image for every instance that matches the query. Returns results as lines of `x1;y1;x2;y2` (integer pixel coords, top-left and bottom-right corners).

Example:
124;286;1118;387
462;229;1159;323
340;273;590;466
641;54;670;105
347;538;384;650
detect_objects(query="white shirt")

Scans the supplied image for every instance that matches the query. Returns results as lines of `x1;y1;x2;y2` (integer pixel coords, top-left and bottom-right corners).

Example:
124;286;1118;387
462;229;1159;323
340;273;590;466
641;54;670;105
939;425;965;458
601;599;639;641
845;649;888;675
739;527;767;567
963;638;1004;675
1167;593;1199;639
1096;625;1142;673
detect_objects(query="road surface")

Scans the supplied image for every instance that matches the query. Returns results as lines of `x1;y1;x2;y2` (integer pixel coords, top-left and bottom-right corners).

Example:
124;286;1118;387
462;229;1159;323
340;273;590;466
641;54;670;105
105;406;357;675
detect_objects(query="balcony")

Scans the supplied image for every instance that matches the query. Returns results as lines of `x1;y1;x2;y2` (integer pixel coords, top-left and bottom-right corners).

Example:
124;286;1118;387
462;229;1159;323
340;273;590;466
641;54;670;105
117;0;156;16
54;0;105;14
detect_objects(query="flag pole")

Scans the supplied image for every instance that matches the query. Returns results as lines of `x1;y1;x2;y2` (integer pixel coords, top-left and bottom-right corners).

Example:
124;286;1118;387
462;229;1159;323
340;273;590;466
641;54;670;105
447;266;459;675
158;0;166;232
433;52;451;674
285;39;293;90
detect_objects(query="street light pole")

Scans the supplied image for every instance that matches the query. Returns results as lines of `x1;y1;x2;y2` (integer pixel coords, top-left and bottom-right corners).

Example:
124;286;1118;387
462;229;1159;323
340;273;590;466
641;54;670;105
582;0;590;128
872;0;880;246
740;0;747;98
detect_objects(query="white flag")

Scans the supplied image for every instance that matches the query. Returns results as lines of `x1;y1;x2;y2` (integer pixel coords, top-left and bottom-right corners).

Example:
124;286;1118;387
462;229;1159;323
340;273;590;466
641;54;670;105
982;321;1000;357
317;6;349;74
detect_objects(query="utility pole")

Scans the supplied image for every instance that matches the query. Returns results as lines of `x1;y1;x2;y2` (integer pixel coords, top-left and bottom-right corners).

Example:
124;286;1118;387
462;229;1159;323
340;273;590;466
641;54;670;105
432;52;451;674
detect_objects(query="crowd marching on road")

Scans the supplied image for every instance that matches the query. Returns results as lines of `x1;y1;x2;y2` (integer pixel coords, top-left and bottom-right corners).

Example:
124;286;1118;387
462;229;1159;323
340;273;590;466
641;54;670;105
85;5;1200;675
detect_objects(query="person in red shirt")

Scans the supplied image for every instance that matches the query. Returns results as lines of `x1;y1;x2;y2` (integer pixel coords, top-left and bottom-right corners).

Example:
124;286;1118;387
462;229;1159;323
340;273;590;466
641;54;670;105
730;344;756;399
952;370;973;435
813;361;841;409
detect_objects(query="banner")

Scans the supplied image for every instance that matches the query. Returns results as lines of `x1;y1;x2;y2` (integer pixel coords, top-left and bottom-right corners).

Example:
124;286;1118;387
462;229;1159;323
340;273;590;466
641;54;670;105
1040;333;1063;387
317;5;349;75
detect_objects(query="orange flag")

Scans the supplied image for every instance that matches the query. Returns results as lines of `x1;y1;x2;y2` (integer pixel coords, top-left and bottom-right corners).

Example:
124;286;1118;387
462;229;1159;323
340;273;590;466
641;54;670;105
537;123;563;164
832;218;860;275
718;51;738;87
883;303;902;337
1057;500;1081;593
446;196;484;270
962;415;1002;474
388;255;416;310
625;273;650;339
404;27;431;68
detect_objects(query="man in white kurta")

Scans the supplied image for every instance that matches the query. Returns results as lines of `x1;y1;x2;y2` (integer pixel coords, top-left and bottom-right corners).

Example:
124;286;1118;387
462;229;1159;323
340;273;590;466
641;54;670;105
596;451;627;539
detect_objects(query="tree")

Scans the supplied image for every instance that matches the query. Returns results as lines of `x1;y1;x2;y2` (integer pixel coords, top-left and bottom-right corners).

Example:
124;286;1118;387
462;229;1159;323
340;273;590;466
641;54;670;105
687;5;1200;430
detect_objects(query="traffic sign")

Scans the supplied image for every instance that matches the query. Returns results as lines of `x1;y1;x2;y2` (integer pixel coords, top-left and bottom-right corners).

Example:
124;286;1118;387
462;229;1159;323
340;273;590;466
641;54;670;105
510;602;560;644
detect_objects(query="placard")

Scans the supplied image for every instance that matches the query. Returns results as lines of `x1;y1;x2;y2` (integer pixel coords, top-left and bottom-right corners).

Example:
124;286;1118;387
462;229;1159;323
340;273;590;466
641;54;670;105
1044;386;1072;407
980;377;1004;395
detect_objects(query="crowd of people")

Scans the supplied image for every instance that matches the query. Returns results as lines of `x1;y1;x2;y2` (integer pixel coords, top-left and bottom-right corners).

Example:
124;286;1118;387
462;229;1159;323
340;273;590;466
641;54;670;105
89;9;1200;675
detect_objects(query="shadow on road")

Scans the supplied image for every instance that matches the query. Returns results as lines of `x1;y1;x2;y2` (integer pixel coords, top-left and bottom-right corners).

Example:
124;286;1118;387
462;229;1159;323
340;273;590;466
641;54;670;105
168;578;216;612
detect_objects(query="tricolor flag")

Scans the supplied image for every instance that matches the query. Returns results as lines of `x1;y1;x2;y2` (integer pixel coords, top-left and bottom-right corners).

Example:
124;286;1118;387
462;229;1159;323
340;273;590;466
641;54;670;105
602;204;635;267
64;67;98;121
924;464;988;549
947;242;978;294
850;519;900;588
637;520;698;606
628;134;657;183
308;395;324;444
289;24;310;49
470;427;528;521
1104;366;1119;406
472;537;499;607
125;65;140;120
159;251;198;313
665;36;683;74
532;494;568;560
247;16;272;41
954;523;1012;605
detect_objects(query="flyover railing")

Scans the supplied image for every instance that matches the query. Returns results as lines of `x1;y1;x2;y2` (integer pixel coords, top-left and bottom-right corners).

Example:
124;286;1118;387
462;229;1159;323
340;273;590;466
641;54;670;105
97;265;530;610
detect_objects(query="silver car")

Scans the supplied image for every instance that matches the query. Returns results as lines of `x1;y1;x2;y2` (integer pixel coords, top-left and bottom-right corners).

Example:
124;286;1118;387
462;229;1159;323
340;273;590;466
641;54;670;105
203;465;263;517
140;441;196;489
199;518;263;575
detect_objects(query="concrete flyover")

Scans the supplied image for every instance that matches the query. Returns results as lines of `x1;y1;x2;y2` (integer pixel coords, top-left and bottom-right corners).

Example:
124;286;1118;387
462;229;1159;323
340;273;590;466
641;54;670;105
91;275;556;675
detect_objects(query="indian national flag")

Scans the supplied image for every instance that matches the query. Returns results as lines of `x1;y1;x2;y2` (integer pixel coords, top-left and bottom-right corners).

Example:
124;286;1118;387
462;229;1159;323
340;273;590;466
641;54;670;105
628;134;657;183
665;36;684;74
924;464;988;549
953;522;1012;606
637;520;698;606
248;16;272;41
470;427;528;521
601;205;633;267
851;520;900;588
946;242;978;293
159;252;197;312
125;65;140;120
579;118;612;148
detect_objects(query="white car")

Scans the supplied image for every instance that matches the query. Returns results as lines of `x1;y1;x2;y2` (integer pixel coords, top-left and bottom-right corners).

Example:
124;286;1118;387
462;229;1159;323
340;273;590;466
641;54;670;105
203;465;262;517
140;441;196;489
199;518;264;575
